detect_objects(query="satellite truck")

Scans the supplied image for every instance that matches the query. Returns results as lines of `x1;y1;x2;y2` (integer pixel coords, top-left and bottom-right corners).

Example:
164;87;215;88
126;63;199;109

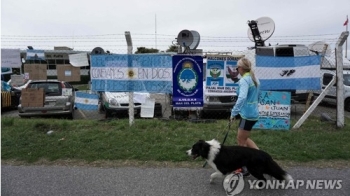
248;17;350;111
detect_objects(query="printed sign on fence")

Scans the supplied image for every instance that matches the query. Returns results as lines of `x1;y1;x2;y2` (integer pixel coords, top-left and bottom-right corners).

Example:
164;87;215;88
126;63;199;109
205;55;243;96
253;91;291;130
90;54;172;93
172;55;203;107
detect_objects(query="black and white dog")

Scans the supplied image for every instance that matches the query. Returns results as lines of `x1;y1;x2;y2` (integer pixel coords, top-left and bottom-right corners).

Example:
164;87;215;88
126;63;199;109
186;139;293;184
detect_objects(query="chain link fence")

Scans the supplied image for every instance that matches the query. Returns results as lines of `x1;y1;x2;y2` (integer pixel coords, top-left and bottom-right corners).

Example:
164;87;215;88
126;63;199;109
1;33;349;129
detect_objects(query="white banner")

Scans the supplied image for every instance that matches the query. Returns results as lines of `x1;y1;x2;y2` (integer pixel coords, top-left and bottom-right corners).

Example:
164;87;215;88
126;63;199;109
1;49;22;68
69;53;89;67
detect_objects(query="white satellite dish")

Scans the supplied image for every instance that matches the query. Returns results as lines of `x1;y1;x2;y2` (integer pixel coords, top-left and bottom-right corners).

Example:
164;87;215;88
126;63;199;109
247;17;275;42
177;30;200;49
189;30;200;49
177;30;193;47
308;41;332;56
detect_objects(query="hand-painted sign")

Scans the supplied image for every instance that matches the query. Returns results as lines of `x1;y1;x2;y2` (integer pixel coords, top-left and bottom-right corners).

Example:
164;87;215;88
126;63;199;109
205;55;243;96
172;55;203;107
253;91;291;130
90;54;172;93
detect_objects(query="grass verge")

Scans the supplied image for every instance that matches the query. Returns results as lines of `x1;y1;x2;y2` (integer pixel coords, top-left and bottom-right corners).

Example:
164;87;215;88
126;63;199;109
1;117;350;167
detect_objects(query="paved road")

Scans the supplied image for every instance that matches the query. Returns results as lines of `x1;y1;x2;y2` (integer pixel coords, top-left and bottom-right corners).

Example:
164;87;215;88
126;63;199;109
2;165;349;196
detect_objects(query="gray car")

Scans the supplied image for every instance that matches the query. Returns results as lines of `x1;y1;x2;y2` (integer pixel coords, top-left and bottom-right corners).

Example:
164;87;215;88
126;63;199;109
18;80;76;119
201;81;238;117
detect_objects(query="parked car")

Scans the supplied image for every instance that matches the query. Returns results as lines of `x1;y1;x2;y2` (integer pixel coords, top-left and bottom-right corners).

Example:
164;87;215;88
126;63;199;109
313;69;350;112
18;80;77;119
201;81;238;117
99;92;162;118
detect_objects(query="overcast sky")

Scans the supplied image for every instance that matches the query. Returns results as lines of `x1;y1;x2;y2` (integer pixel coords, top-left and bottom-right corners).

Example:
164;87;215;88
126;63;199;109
1;0;349;55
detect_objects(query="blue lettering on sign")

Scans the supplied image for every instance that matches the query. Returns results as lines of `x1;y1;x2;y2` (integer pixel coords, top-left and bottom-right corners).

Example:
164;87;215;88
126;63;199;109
253;91;291;130
211;81;219;86
91;54;172;93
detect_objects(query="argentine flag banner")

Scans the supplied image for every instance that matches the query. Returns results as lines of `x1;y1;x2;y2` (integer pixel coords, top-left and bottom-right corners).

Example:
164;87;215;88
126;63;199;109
90;54;172;93
75;92;99;110
255;55;321;90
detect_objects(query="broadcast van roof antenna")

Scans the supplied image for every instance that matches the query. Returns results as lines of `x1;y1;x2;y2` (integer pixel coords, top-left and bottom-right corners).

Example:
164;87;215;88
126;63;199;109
177;29;201;54
247;16;275;49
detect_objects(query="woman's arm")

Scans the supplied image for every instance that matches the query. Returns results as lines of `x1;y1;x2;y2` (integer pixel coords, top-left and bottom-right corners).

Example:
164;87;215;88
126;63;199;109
230;79;249;117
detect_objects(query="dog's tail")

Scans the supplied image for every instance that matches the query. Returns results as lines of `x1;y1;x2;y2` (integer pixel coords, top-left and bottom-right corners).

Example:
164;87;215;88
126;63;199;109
267;159;293;182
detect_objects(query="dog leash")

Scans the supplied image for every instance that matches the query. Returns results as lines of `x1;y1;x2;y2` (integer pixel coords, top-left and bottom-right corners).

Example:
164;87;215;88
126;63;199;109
202;120;231;168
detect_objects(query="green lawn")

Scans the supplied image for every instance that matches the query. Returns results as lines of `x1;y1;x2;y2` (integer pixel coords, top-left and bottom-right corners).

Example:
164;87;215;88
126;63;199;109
1;117;350;165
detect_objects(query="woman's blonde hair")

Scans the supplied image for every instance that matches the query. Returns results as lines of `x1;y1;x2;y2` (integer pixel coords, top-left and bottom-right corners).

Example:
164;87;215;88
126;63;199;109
237;57;259;87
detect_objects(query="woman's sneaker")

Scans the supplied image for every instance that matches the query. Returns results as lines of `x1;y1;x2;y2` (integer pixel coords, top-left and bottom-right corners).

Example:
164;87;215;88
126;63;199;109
233;167;251;177
241;166;251;177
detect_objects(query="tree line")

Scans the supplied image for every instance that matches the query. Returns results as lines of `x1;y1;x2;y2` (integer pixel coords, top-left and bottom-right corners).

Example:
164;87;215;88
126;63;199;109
135;44;178;54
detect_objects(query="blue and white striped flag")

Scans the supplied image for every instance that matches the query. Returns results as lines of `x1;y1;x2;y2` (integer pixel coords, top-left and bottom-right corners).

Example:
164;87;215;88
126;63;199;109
75;92;99;110
26;49;45;60
255;55;321;90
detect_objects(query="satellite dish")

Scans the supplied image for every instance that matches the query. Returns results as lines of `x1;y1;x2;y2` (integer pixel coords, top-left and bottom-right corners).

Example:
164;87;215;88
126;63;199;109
189;30;200;49
91;47;105;55
308;41;331;56
177;30;193;47
247;17;275;42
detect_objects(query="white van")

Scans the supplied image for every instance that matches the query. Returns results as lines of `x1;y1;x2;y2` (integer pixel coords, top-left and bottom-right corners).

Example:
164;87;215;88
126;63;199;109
313;69;350;112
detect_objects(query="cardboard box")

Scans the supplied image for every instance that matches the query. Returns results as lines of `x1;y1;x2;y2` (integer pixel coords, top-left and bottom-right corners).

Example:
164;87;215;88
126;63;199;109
21;88;45;107
57;64;81;82
24;64;47;80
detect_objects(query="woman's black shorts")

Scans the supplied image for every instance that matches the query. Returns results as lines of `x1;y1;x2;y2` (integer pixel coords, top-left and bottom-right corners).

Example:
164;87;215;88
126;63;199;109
238;118;258;131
